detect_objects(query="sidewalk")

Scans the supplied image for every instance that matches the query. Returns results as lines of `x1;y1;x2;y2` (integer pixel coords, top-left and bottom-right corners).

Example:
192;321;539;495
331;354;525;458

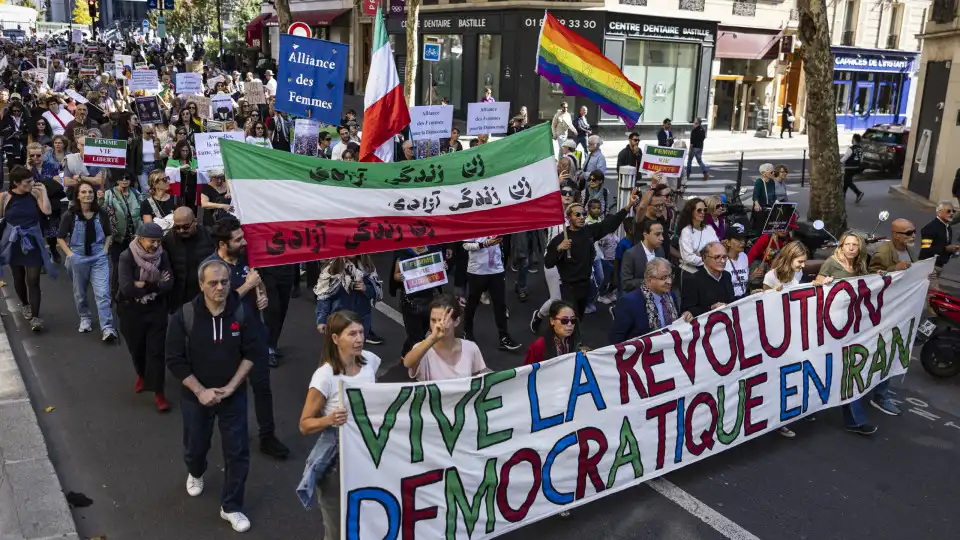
0;320;78;540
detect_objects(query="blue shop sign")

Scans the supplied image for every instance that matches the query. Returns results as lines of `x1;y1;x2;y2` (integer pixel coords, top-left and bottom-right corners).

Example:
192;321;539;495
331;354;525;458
832;48;916;73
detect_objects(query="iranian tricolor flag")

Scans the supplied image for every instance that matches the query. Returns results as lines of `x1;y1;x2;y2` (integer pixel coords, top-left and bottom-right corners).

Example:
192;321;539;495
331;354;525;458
220;123;563;267
359;7;410;163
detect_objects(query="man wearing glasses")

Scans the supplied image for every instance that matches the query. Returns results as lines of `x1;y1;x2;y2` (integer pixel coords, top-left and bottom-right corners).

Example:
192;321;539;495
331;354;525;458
919;201;960;291
616;132;643;172
609;258;692;344
680;241;736;317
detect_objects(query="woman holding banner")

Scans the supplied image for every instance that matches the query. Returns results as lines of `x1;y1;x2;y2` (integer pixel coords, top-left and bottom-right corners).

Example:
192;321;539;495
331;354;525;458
524;300;582;366
815;232;877;436
298;311;382;540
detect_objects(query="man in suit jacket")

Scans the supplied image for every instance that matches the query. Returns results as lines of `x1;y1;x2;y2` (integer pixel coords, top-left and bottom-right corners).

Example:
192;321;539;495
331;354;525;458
869;218;916;274
610;258;691;344
621;218;666;292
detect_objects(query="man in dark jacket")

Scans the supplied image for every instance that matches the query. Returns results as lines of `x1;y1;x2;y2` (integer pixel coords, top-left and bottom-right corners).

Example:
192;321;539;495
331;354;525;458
545;188;645;317
165;259;263;533
686;118;709;181
657;118;674;147
574;105;591;154
165;207;216;311
919;201;960;290
620;218;666;292
616;132;642;173
610;258;691;343
680;241;736;316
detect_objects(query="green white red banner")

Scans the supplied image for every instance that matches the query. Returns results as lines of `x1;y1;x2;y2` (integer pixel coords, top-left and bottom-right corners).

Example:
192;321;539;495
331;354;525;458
82;137;127;169
399;251;448;294
220;123;563;267
640;145;687;177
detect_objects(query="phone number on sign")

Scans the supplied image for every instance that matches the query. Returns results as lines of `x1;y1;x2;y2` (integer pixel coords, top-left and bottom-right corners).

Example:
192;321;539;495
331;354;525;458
524;18;597;29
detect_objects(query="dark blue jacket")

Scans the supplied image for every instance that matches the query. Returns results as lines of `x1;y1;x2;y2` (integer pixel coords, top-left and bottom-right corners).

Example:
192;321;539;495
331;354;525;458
609;289;679;344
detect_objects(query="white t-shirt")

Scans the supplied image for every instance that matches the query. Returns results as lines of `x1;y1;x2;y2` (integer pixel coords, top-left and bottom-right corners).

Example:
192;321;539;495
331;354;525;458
725;252;750;297
409;339;487;381
763;269;803;290
142;139;156;163
308;351;381;417
265;77;278;97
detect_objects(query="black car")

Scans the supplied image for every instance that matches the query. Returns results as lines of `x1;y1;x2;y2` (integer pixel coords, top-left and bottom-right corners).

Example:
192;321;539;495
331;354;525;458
861;124;909;175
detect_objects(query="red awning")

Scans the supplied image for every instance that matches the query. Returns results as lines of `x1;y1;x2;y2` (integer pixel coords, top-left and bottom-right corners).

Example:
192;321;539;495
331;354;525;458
264;9;349;27
715;30;784;60
246;14;270;46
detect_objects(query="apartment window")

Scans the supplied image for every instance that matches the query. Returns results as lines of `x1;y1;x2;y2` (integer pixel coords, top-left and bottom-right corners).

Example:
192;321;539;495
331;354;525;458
476;35;501;101
887;3;903;49
421;35;463;109
842;0;859;45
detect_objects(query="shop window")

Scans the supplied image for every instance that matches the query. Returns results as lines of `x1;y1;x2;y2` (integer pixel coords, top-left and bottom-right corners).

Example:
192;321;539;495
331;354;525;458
538;80;568;122
607;39;699;124
834;83;851;114
477;35;501;101
852;85;871;115
421;34;463;110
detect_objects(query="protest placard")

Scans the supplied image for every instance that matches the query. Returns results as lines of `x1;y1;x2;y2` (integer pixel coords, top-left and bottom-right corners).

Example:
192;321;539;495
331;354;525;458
176;72;203;96
763;202;798;234
194;131;246;172
37;56;49;72
275;34;348;125
131;69;158;92
134;96;163;125
186;61;203;73
82;138;128;169
293;119;320;156
467;101;510;135
245;81;267;105
79;65;98;77
52;71;68;92
72;29;83;43
211;94;235;122
339;258;933;538
186;95;212;119
409;105;453;142
399;251;448;294
65;89;88;104
640;144;687;177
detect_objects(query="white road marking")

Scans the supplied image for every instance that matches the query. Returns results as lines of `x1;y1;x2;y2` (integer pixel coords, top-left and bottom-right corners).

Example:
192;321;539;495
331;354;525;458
373;302;761;539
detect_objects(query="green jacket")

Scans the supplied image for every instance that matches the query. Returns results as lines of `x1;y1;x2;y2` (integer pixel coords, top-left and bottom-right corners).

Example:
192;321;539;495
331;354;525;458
103;186;144;242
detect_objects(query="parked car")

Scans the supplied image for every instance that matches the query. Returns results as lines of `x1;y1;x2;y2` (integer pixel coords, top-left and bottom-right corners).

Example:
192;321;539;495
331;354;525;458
861;123;909;175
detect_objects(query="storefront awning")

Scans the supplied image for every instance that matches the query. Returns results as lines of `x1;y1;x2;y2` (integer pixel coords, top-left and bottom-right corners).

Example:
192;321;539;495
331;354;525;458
715;30;783;60
264;9;349;27
246;14;270;46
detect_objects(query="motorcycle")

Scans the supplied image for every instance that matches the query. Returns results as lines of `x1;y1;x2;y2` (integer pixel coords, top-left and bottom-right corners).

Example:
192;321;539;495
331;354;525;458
918;290;960;378
800;211;890;278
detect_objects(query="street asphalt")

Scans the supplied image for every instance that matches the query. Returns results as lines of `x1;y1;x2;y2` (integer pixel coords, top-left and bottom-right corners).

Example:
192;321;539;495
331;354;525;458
4;159;960;540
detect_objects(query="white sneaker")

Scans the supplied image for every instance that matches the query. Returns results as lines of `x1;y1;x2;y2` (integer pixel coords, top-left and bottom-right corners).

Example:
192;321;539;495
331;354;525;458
78;319;93;333
186;474;204;497
480;292;491;305
220;508;251;533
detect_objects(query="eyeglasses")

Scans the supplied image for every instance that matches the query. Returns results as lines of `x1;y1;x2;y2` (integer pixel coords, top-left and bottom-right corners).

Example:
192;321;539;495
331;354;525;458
945;209;956;215
161;176;171;182
895;230;916;236
572;212;584;218
554;317;577;326
695;208;706;214
652;274;673;281
653;203;666;209
177;130;187;135
706;254;728;261
561;190;574;196
716;205;726;210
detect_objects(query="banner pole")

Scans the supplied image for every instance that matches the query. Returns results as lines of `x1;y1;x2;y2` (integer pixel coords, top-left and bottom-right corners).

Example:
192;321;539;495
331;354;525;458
338;379;345;540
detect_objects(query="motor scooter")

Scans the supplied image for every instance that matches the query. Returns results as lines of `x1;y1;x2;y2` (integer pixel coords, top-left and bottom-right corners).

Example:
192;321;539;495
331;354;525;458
918;290;960;378
801;211;890;278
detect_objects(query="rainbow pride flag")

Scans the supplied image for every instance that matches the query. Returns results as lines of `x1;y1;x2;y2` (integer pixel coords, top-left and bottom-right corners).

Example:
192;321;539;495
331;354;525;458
536;12;644;127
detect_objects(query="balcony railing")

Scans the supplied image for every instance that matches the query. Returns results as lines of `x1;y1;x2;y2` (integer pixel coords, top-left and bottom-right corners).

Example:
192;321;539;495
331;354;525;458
679;0;705;11
932;0;958;24
733;0;757;17
841;29;855;46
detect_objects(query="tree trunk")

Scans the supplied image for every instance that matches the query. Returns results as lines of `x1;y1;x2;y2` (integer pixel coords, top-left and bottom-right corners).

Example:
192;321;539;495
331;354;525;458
404;0;421;105
275;0;292;33
798;0;846;234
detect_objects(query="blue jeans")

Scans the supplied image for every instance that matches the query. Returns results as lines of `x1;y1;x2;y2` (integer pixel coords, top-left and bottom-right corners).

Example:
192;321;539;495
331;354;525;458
872;380;892;405
139;162;158;193
69;254;113;330
841;397;868;428
686;147;709;177
576;135;588;155
182;391;250;513
600;259;614;294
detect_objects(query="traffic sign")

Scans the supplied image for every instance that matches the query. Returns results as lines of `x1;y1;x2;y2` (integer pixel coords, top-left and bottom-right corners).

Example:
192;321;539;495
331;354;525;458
142;19;149;32
423;42;440;62
158;16;166;38
164;0;174;9
288;22;311;38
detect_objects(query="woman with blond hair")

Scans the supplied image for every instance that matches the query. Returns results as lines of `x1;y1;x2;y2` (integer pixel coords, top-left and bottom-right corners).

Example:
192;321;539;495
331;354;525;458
703;195;727;240
763;240;808;290
298;310;381;539
140;169;178;231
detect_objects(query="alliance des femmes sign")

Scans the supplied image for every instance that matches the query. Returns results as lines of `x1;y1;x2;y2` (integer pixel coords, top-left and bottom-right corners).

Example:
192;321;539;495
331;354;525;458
276;34;348;125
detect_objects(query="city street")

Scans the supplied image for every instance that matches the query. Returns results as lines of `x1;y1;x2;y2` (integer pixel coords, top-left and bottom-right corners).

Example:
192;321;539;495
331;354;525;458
4;170;960;539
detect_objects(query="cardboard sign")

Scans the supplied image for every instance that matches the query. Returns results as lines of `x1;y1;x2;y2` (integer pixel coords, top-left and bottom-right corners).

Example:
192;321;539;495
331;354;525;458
409;105;454;142
762;202;798;235
244;80;267;105
176;72;203;96
82;138;128;169
186;95;212;120
186;61;203;73
134;95;164;125
131;69;159;92
639;145;688;177
211;94;235;122
65;89;89;104
53;71;68;92
399;251;448;294
194;131;246;172
466;101;510;135
293;118;320;156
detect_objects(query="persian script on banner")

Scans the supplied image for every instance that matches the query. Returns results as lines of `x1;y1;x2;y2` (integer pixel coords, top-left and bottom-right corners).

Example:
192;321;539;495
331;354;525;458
220;123;563;267
339;260;933;539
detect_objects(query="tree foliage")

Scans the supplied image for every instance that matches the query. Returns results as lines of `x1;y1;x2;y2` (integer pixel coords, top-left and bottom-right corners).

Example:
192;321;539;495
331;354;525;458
72;1;92;25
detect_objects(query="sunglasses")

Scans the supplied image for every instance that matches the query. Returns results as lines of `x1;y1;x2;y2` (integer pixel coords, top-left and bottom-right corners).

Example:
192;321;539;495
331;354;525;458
177;130;187;135
554;317;577;326
28;153;42;158
895;230;916;236
695;208;706;214
571;212;584;218
561;190;574;196
946;210;956;215
174;223;193;231
629;138;639;143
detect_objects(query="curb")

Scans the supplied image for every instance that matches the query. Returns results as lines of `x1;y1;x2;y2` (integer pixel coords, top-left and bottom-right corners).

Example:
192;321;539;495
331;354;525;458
888;184;936;209
0;313;80;540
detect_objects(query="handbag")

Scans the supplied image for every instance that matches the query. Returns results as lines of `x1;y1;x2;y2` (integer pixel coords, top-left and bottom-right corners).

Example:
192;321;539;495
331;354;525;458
787;115;796;123
147;196;175;234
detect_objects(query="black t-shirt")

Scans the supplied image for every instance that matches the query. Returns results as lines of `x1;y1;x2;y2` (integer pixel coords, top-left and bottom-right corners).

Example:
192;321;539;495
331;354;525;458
140;195;178;220
200;183;229;226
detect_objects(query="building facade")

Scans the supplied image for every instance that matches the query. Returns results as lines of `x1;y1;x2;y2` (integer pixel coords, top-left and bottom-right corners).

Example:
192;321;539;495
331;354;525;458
900;0;958;203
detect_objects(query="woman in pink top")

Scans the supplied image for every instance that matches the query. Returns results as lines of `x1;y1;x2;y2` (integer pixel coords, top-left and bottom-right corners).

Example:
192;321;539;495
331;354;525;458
403;295;490;381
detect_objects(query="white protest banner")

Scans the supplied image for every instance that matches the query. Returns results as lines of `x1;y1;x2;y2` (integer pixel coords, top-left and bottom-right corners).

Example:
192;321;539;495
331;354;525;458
399;251;448;294
103;62;115;75
195;131;245;172
207;75;225;90
65;89;88;104
211;94;235;122
82;138;128;169
53;71;68;92
639;145;687;177
409;105;454;142
176;72;203;96
245;81;267;105
0;56;7;71
72;29;83;43
467;101;510;135
186;95;212;120
135;62;149;70
131;69;159;92
340;259;933;538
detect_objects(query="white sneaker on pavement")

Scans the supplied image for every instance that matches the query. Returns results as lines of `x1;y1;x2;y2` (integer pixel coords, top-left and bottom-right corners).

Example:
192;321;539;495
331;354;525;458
220;508;251;533
186;474;204;497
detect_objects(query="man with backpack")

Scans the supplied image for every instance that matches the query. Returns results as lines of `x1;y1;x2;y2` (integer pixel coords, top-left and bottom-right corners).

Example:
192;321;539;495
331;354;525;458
840;133;865;204
165;258;263;533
